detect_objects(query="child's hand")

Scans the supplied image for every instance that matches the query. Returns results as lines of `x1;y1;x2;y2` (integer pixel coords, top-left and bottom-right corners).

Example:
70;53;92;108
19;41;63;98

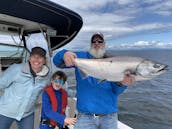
64;117;77;125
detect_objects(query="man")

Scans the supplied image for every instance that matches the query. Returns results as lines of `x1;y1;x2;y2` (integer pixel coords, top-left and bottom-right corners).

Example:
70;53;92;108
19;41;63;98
53;32;135;129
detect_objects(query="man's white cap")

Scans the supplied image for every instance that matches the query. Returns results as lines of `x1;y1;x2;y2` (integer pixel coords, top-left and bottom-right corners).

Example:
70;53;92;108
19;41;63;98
91;32;104;42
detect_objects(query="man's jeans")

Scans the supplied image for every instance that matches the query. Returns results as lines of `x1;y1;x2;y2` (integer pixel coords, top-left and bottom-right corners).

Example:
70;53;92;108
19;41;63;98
0;113;34;129
74;112;118;129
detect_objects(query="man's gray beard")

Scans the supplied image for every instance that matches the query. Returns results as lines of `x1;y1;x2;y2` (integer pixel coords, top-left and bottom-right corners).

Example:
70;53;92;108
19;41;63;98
89;47;105;58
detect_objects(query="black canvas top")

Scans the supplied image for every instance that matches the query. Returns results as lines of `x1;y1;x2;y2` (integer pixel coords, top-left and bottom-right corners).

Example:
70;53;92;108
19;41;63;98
0;0;83;50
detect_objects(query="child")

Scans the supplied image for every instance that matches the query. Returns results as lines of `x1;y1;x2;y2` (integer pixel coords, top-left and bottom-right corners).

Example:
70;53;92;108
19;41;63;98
40;71;77;129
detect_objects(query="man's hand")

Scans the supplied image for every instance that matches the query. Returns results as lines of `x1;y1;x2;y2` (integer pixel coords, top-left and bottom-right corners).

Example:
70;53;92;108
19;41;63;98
64;117;77;125
63;51;77;67
120;74;135;86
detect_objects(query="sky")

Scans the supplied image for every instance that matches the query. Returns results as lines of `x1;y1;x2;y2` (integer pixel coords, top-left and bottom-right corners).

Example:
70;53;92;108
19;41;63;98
50;0;172;50
0;0;172;51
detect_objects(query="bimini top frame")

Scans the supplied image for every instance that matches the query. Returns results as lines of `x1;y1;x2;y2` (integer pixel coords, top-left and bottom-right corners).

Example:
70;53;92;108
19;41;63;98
0;0;83;51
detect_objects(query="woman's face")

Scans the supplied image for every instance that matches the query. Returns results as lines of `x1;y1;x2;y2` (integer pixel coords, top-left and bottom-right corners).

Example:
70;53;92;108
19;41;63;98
29;54;46;73
51;76;64;90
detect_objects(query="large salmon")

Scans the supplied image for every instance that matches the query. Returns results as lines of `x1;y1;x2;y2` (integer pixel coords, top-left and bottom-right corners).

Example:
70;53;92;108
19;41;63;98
74;56;168;82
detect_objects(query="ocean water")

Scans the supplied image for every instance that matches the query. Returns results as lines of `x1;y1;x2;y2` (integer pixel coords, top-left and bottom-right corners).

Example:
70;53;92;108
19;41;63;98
64;49;172;129
115;49;172;129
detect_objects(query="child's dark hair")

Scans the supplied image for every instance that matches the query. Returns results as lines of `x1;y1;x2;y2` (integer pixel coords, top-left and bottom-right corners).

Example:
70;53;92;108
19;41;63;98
51;71;67;82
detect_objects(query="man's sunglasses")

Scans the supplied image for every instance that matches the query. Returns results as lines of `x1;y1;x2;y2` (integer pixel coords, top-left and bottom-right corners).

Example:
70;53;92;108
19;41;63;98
92;39;104;44
54;79;64;85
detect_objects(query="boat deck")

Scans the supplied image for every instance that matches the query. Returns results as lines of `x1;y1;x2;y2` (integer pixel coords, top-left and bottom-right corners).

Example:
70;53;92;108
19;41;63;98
8;97;133;129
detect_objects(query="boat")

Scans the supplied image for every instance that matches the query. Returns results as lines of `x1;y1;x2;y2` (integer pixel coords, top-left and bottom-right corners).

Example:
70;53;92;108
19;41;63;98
0;0;83;51
0;0;83;70
0;0;132;129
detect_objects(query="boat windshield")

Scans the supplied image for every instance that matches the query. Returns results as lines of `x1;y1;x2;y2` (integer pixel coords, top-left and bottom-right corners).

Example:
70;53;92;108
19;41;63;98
0;43;28;71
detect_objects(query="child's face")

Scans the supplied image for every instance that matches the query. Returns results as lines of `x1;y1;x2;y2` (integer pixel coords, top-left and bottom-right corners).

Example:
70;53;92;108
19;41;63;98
51;76;65;90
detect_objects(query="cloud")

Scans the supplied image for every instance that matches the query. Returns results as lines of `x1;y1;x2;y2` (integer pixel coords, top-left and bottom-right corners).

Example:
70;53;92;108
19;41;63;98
144;0;172;16
1;0;171;51
51;0;172;41
61;39;172;51
108;41;172;50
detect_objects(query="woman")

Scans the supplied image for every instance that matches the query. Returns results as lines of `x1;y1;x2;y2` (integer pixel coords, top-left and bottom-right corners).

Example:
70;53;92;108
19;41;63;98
0;47;50;129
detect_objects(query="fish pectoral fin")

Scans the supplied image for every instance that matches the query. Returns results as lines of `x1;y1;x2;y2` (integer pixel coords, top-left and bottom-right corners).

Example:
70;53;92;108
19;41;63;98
79;69;88;79
98;79;106;83
124;69;136;76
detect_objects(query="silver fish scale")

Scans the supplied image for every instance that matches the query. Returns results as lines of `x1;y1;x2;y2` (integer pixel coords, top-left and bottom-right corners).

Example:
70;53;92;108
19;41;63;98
74;56;167;82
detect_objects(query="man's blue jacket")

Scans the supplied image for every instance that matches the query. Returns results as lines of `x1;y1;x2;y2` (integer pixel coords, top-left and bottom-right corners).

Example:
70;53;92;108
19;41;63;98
53;49;127;114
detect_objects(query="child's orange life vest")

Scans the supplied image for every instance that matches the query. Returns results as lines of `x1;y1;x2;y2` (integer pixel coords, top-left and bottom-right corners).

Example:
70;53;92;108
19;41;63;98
44;85;68;126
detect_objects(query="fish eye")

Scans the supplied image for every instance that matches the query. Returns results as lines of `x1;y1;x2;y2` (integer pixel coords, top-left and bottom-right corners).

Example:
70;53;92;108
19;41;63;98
153;63;161;68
